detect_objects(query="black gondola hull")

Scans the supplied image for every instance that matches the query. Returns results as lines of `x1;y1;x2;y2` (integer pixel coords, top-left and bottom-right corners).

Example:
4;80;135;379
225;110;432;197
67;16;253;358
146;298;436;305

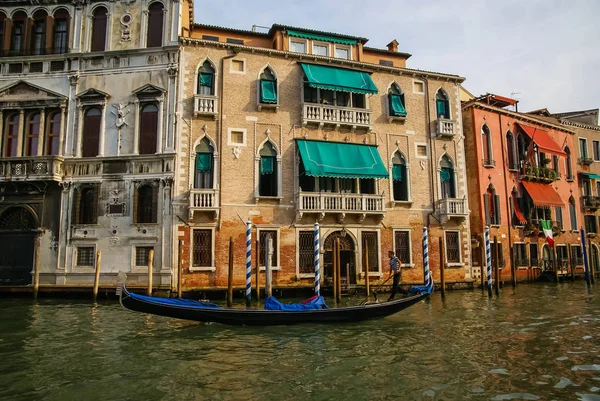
119;286;429;326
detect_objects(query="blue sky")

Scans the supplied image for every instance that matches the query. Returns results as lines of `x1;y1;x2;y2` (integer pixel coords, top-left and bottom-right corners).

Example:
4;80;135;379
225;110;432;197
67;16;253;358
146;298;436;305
194;0;600;114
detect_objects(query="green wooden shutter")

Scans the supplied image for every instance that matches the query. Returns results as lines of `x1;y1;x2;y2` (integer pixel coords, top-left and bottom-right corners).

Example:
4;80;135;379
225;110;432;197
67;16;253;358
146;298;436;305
494;194;501;225
390;94;407;117
483;194;491;225
260;80;277;103
260;156;274;174
392;164;403;181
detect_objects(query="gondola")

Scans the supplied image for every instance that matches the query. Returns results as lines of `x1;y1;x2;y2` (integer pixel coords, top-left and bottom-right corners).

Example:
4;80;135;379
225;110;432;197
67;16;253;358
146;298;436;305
118;284;431;326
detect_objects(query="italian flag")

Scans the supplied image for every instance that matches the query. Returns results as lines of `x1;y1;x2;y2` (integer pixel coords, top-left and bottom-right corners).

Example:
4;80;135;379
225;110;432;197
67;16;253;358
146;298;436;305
541;220;554;248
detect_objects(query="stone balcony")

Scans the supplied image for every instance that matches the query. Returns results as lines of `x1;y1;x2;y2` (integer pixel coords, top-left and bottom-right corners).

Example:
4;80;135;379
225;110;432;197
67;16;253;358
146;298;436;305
0;156;63;182
436;118;456;138
189;188;219;219
302;103;372;131
62;155;174;179
437;197;468;223
297;191;384;222
582;195;600;211
194;94;218;118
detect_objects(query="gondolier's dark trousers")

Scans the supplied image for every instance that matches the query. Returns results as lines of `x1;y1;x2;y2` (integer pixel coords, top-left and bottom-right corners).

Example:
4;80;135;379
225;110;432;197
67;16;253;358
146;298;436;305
388;272;400;301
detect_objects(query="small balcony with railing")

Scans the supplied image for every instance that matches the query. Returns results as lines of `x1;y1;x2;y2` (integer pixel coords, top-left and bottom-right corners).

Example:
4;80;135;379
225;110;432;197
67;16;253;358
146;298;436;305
189;188;219;219
194;95;218;118
436;197;468;222
296;191;385;221
436;118;455;138
520;165;559;183
302;103;372;132
0;156;63;182
582;195;600;211
579;156;594;166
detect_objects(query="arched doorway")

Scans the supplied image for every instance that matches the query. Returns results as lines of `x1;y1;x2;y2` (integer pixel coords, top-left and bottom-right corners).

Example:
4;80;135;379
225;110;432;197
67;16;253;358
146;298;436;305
542;244;552;272
0;206;37;285
323;231;356;285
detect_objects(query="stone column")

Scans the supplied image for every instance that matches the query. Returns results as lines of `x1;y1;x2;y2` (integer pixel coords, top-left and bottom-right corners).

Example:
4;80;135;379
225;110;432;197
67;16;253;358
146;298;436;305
58;106;67;156
16;109;24;157
37;108;45;156
157;98;164;153
98;102;107;156
0;110;4;156
133;99;140;155
75;104;83;157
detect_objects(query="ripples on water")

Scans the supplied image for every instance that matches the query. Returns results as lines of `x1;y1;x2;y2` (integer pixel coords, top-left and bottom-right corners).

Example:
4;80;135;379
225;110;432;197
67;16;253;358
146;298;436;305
1;283;600;400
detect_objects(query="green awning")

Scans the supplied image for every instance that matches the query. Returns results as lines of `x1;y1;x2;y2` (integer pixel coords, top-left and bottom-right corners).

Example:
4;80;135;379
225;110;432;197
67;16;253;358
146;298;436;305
287;29;357;45
390;94;407;117
580;172;600;180
297;139;388;179
260;80;277;103
300;63;378;95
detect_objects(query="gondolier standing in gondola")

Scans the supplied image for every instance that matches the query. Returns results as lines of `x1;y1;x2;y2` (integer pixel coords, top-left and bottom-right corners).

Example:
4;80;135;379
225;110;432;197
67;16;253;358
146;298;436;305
387;251;403;301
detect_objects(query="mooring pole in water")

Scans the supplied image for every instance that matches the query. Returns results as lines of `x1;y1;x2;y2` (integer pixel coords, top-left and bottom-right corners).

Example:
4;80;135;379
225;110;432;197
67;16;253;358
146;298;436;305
32;235;41;299
479;234;485;291
265;235;273;298
245;221;252;307
581;228;591;287
255;238;260;302
227;237;234;307
423;227;430;288
332;239;338;304
336;237;342;304
314;222;320;297
494;236;500;296
484;226;492;297
147;249;154;296
510;244;517;288
93;250;102;301
588;240;595;285
364;240;370;298
177;240;183;298
439;237;446;299
568;243;575;282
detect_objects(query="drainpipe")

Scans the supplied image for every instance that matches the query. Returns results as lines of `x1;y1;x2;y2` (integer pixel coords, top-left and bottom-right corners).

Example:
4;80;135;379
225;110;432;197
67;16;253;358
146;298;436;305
217;48;240;230
499;112;515;286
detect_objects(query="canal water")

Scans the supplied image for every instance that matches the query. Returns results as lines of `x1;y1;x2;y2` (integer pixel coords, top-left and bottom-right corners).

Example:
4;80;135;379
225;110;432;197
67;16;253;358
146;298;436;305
2;283;600;401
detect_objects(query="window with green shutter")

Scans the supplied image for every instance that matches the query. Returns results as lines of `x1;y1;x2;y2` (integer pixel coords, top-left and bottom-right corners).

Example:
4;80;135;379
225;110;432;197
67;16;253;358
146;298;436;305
388;84;406;117
436;90;450;119
259;67;278;104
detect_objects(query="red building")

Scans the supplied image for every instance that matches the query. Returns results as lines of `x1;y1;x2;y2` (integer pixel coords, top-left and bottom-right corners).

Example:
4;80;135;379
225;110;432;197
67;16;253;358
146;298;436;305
463;95;583;282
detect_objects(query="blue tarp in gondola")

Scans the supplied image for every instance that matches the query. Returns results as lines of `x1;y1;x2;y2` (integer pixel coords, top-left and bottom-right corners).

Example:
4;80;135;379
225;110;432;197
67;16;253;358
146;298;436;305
264;296;328;311
128;291;220;309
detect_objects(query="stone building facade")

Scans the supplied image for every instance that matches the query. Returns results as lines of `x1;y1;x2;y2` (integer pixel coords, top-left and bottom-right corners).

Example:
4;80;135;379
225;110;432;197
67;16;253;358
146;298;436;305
174;23;472;291
0;0;187;288
463;95;584;282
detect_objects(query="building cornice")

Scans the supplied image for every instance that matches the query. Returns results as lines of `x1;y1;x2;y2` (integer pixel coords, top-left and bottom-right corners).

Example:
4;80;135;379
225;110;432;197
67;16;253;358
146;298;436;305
463;101;576;135
558;119;600;132
180;37;465;83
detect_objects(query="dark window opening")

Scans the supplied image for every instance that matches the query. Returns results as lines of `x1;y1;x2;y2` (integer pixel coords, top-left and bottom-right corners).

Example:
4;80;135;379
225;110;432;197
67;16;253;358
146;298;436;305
139;103;158;154
82;107;101;157
91;7;108;52
259;142;277;197
136;185;157;224
197;61;215;95
76;247;95;266
135;246;154;266
298;231;314;274
226;38;244;45
77;186;98;225
259;230;278;267
146;2;164;48
192;229;212;267
445;231;460;263
394;231;410;264
194;137;214;189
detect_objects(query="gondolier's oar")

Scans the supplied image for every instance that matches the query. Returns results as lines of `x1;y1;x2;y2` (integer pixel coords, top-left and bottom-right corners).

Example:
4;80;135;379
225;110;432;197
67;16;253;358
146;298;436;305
359;274;394;305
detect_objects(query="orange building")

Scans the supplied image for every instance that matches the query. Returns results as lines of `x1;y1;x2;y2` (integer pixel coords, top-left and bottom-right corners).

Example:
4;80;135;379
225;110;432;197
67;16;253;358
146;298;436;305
463;95;584;282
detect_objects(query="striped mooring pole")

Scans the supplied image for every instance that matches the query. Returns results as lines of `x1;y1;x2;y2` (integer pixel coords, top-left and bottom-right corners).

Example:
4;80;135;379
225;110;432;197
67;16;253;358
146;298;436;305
423;227;430;288
245;221;252;306
581;227;591;286
314;222;320;296
485;226;493;297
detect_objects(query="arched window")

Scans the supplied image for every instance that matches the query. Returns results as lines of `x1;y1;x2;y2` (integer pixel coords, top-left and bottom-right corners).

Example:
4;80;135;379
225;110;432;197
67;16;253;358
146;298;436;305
197;61;215;95
146;2;164;48
506;131;517;170
194;137;214;189
77;186;97;225
435;90;450;119
440;155;455;198
31;10;48;55
4;113;19;157
392;151;408;201
0;13;5;53
569;196;577;231
136;185;157;224
388;84;406;117
91;6;108;52
482;124;493;166
10;11;27;55
46;111;61;155
517;133;527;164
565;147;574;180
82;107;101;157
25;112;41;156
259;142;278;197
139;104;158;155
484;185;501;225
259;67;277;104
53;9;70;54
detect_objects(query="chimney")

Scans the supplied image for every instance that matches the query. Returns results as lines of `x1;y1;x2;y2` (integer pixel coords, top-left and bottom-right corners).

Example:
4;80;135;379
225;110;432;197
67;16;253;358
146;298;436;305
387;39;399;52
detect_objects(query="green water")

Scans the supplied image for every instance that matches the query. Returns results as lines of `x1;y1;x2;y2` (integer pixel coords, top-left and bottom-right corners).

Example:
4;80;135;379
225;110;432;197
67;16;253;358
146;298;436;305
2;283;600;400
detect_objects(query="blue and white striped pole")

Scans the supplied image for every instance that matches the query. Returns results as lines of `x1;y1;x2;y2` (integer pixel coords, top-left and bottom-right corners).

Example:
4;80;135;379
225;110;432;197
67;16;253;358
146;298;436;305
423;227;430;289
485;226;493;297
314;222;320;296
245;221;252;306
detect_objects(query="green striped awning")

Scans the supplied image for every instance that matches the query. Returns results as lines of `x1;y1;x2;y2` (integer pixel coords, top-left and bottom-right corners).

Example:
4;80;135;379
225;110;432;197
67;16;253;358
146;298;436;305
580;172;600;180
300;63;378;95
287;29;357;45
297;139;388;179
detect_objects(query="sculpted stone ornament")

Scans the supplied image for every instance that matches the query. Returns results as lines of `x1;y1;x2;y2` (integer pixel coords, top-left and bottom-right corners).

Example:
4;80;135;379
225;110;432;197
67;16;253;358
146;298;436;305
112;102;131;129
232;147;242;159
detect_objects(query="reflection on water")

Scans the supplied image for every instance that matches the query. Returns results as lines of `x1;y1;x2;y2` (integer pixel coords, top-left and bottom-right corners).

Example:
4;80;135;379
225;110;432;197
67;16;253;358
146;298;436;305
1;283;600;400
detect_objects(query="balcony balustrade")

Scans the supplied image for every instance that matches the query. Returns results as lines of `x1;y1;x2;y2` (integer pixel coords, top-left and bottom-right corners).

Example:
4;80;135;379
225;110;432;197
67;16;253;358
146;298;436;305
302;103;372;131
189;188;219;219
436;118;455;137
0;156;63;181
194;94;218;118
437;197;468;222
297;191;384;221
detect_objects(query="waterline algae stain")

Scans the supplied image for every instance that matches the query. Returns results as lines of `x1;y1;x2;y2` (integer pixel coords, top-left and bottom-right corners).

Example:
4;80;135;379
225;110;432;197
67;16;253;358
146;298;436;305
2;282;600;400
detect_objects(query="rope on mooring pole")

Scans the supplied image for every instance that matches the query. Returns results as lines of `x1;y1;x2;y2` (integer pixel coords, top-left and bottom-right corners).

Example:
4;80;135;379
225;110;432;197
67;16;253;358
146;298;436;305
245;221;252;307
581;228;591;287
423;227;430;288
314;222;320;296
485;226;493;297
